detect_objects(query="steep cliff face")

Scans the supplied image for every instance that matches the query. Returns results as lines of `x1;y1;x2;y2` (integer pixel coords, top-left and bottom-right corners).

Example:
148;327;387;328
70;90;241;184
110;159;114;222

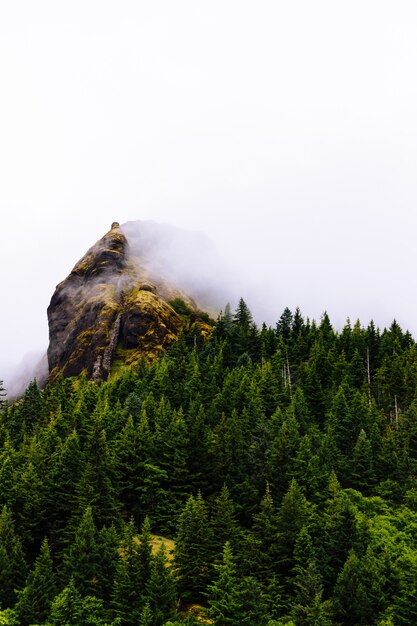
47;222;211;382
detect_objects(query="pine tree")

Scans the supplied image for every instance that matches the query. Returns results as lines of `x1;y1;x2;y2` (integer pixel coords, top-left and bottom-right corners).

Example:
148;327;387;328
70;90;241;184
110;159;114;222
146;543;177;625
290;529;329;626
231;299;258;358
319;487;359;593
210;485;240;561
19;379;44;435
96;524;120;603
0;436;16;508
393;551;417;625
275;480;310;583
276;308;293;342
246;484;278;581
237;576;269;626
137;516;153;591
266;417;300;499
48;430;83;551
174;493;212;602
207;542;243;626
48;578;84;625
332;550;370;626
15;538;56;626
114;414;141;519
63;506;100;597
111;517;153;625
48;578;110;626
291;562;330;626
0;505;27;608
139;602;154;626
13;459;47;556
74;415;119;529
348;429;376;494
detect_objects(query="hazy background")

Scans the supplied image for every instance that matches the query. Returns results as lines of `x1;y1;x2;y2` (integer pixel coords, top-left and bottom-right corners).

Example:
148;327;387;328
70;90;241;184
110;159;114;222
1;1;417;393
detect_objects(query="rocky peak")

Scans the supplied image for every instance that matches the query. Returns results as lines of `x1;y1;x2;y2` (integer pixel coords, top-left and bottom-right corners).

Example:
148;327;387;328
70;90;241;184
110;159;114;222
69;221;128;279
47;222;211;383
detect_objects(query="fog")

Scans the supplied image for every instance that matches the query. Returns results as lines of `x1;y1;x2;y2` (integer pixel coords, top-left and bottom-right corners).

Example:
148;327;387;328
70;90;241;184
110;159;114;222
1;1;417;397
121;220;244;313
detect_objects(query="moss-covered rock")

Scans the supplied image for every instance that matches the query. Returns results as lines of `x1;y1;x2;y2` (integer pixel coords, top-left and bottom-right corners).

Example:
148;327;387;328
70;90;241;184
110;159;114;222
47;222;212;382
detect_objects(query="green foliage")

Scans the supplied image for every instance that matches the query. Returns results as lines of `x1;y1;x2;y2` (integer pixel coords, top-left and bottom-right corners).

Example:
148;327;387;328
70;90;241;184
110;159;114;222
3;303;417;624
111;517;153;625
63;506;100;597
146;544;177;625
174;493;212;602
168;299;193;317
47;579;111;626
0;505;27;608
15;538;56;625
207;542;243;626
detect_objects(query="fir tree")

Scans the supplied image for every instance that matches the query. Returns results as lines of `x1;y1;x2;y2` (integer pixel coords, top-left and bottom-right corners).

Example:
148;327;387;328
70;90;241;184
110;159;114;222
0;505;27;608
15;538;56;626
111;517;153;625
48;578;111;626
210;485;240;561
174;493;212;602
63;506;100;597
146;543;177;625
207;542;243;626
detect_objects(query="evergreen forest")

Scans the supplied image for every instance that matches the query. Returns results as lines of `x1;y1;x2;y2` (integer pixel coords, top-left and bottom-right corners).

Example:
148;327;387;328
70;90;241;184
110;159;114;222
2;300;417;625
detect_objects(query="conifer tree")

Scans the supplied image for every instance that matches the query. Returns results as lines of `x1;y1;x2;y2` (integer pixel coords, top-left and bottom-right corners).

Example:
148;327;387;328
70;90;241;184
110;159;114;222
48;430;83;550
266;417;300;498
19;379;44;435
0;436;16;508
349;429;376;494
393;551;417;625
246;484;278;581
319;487;359;593
74;415;119;529
146;543;177;625
185;403;210;493
13;459;47;556
48;578;111;626
63;506;100;597
276;308;293;342
48;578;84;625
332;550;370;626
0;505;27;608
238;575;269;626
96;524;120;603
290;528;330;626
114;414;141;519
15;538;56;626
174;493;212;601
139;602;154;626
137;516;153;590
210;485;240;561
207;542;243;626
111;517;153;625
275;480;310;580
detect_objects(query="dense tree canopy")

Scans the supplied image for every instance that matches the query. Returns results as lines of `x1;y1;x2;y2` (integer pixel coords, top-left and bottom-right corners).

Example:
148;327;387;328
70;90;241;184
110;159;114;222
1;301;417;624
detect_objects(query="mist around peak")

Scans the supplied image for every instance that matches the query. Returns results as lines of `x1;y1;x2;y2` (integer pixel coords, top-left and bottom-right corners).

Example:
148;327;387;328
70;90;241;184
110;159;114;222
121;219;245;316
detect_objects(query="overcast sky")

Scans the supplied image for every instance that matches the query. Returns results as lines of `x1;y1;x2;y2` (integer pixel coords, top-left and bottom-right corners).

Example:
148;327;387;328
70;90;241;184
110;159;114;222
1;1;417;388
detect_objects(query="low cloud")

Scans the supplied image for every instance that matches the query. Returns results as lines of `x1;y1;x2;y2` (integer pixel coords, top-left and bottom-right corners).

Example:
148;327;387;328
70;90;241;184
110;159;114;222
3;351;48;403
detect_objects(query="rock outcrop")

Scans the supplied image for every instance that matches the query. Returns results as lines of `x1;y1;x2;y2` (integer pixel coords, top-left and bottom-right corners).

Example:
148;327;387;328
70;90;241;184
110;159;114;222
47;222;211;382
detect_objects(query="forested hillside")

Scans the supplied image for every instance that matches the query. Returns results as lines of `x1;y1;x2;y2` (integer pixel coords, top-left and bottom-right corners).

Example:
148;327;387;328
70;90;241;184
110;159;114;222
1;300;417;625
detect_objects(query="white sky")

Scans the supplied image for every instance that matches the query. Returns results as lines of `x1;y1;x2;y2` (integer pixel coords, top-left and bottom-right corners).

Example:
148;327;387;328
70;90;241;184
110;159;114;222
1;1;417;387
